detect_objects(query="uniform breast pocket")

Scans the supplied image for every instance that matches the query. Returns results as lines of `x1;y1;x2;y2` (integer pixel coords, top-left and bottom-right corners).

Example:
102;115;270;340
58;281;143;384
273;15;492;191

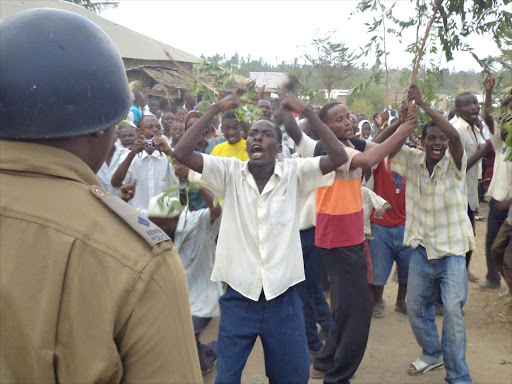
269;196;293;226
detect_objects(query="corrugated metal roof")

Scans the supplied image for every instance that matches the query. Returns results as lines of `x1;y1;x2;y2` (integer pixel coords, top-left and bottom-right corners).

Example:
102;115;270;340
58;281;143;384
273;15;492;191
0;0;200;64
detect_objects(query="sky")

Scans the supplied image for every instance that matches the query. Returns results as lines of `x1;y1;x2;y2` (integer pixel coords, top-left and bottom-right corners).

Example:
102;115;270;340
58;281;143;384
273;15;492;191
101;0;502;72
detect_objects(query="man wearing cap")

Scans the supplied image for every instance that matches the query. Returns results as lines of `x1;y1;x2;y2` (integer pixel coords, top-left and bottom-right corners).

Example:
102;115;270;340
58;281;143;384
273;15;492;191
0;9;201;383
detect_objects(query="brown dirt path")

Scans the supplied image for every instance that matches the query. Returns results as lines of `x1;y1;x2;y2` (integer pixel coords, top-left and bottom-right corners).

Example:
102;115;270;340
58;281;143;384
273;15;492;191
202;203;512;384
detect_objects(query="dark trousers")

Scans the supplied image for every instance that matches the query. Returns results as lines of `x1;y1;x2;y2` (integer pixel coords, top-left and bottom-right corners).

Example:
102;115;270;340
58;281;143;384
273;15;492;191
466;207;475;267
313;244;372;384
192;316;217;372
297;227;333;352
215;286;309;384
486;198;509;283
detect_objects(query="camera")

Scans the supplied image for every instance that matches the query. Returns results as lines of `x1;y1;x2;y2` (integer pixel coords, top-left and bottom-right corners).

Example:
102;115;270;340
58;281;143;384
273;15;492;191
144;139;155;148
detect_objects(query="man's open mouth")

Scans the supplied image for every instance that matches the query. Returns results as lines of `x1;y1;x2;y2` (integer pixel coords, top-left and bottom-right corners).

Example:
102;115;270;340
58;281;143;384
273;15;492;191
432;146;443;154
251;144;263;159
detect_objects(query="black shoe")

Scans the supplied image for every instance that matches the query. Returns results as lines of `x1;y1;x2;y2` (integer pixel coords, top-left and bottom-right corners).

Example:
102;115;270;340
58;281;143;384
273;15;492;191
479;280;501;290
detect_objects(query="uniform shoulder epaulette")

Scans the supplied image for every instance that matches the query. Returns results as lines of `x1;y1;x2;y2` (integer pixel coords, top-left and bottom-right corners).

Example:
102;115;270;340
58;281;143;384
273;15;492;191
90;185;170;247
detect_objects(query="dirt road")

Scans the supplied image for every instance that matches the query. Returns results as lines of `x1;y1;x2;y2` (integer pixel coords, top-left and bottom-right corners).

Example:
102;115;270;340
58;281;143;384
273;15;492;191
202;203;512;384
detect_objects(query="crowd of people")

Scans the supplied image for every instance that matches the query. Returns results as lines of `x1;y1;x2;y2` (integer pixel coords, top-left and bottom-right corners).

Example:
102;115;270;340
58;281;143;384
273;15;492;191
1;8;511;384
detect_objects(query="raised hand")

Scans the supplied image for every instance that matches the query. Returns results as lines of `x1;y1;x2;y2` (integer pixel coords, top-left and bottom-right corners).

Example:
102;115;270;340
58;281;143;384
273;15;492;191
154;135;170;154
484;72;495;93
215;93;242;112
280;95;309;115
131;135;145;155
407;84;424;106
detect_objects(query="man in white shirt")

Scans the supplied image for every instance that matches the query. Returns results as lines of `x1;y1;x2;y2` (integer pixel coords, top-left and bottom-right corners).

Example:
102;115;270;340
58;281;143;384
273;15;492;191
111;115;179;216
451;92;490;280
481;74;512;289
96;129;127;197
148;187;223;375
173;92;348;383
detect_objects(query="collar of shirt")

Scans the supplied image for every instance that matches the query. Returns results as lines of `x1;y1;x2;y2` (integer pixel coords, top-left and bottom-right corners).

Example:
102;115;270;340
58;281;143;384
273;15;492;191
240;161;283;195
138;149;168;160
0;140;100;187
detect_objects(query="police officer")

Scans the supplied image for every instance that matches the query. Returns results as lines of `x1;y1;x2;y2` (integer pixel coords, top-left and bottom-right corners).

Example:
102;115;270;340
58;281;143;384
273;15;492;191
0;9;202;383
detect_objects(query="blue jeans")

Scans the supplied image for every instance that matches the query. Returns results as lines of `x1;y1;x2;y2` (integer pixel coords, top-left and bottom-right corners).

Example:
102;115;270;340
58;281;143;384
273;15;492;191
215;286;309;384
407;246;471;384
296;227;333;352
369;223;412;285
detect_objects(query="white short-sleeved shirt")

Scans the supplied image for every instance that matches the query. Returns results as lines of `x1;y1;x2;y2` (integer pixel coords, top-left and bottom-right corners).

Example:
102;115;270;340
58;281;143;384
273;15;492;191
120;150;180;216
451;116;485;210
96;146;127;197
486;126;512;202
362;187;387;235
196;154;335;301
174;208;223;318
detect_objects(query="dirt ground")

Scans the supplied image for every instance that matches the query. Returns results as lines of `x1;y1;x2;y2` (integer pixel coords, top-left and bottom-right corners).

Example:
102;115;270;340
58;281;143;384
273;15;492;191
202;202;512;384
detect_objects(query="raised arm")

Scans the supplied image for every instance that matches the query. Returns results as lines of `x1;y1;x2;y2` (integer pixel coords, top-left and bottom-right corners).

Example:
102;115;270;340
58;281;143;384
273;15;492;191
372;103;407;144
198;187;222;224
111;135;145;187
280;96;348;174
173;94;241;173
483;73;495;134
408;84;464;169
352;106;417;168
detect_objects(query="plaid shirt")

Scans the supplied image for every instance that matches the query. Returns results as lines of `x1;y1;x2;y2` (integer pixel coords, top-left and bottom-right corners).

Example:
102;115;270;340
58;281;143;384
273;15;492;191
391;146;475;259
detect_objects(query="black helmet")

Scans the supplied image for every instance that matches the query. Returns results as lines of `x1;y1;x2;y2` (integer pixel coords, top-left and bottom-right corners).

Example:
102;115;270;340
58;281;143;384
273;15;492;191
0;8;131;139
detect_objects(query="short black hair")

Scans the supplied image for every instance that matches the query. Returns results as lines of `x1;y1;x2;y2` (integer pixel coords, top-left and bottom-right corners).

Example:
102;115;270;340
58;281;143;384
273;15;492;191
448;110;456;120
373;112;379;120
222;110;238;122
137;114;156;129
318;102;341;123
421;121;437;140
253;118;282;143
455;92;475;109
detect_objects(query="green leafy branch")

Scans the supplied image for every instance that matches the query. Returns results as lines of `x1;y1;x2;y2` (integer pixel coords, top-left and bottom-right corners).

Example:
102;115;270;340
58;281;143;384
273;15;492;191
190;60;262;123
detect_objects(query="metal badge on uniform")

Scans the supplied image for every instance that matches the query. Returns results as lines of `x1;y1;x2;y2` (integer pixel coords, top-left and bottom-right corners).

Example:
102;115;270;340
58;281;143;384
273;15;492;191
90;186;170;247
396;188;400;194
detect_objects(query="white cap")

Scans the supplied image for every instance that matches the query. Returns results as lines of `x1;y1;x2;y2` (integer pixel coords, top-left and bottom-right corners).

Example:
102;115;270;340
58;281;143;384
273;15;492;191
147;193;183;218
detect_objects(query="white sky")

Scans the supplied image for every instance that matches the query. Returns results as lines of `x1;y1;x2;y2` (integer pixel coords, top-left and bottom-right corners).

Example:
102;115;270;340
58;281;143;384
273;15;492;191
101;0;502;72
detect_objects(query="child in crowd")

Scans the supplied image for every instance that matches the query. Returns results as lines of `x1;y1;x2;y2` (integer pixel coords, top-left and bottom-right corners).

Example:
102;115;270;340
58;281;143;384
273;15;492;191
394;85;473;384
111;115;180;215
161;111;176;139
175;107;187;122
148;186;223;375
169;121;185;149
173;92;348;384
282;98;417;383
358;120;373;141
210;111;249;161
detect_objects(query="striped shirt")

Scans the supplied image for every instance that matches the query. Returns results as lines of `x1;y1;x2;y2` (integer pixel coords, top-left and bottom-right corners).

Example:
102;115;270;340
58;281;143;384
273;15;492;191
297;133;364;249
391;146;475;259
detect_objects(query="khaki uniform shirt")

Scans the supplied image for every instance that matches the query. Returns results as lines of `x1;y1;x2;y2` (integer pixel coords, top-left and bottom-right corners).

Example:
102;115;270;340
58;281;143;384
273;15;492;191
0;141;202;383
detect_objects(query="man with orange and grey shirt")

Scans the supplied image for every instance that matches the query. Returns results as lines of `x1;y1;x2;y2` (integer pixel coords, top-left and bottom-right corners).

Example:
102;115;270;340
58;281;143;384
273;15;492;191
283;102;417;384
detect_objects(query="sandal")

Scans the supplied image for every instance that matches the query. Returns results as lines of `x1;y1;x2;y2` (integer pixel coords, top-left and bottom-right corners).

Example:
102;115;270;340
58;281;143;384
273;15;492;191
407;358;443;376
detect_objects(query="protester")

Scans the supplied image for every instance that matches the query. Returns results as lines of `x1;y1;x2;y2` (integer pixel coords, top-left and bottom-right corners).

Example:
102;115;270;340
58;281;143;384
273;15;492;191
282;97;418;383
96;128;127;197
480;74;511;290
161;111;176;138
111;115;180;215
368;112;414;318
210;111;249;161
174;91;349;383
169;121;186;149
148;97;162;119
257;99;272;118
492;198;512;297
0;8;201;383
184;92;198;112
395;85;473;384
350;113;359;136
451;91;490;281
118;120;137;149
176;106;187;122
128;90;147;124
359;119;373;141
148;186;223;375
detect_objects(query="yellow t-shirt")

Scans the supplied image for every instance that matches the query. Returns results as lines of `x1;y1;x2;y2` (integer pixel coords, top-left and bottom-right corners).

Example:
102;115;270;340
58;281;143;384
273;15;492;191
210;139;249;161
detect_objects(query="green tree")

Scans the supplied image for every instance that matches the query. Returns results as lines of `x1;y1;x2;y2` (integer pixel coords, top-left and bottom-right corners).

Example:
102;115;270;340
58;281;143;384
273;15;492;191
303;33;355;102
347;98;375;119
347;84;385;117
63;0;118;13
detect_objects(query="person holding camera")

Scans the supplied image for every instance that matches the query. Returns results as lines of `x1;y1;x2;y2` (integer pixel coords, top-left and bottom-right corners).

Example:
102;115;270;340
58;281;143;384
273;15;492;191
111;115;180;215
